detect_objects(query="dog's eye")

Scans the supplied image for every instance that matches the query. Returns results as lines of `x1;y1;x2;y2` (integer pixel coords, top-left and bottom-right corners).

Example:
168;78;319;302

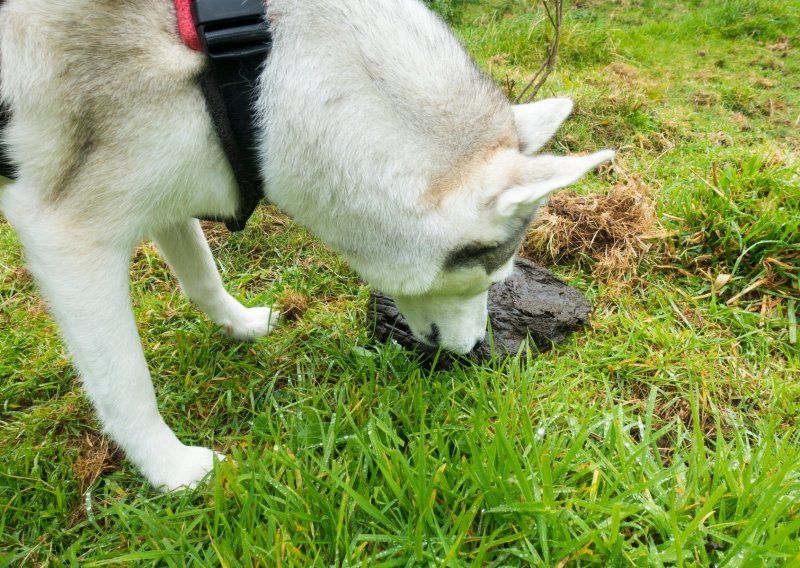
445;240;517;274
445;215;533;274
446;242;499;267
445;220;531;274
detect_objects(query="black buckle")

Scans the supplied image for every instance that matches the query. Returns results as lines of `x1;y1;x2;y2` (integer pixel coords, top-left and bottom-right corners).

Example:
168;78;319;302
192;0;270;60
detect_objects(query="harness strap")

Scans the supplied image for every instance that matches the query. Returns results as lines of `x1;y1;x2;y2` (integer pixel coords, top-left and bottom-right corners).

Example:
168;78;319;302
0;103;13;179
0;0;8;179
186;0;271;232
197;63;264;232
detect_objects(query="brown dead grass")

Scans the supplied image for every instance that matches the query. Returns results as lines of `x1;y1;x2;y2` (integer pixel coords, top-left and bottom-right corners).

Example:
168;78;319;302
522;175;660;277
766;37;790;53
731;111;751;130
605;61;639;81
200;220;233;249
691;91;720;107
67;434;122;525
72;433;123;494
0;264;32;288
278;290;310;321
752;76;777;89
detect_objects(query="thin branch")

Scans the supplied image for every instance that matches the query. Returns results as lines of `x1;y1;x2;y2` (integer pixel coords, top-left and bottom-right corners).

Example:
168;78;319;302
514;0;563;104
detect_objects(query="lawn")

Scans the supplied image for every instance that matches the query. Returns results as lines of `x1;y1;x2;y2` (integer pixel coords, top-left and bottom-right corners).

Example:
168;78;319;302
1;0;799;565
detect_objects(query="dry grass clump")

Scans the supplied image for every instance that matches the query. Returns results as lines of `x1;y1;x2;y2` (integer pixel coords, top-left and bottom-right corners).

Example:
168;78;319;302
522;177;659;276
691;91;721;107
71;434;122;494
200;220;232;249
279;290;310;321
766;37;790;53
605;61;640;81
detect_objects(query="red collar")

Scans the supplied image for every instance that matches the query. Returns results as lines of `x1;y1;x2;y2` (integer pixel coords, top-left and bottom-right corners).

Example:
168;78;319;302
174;0;202;51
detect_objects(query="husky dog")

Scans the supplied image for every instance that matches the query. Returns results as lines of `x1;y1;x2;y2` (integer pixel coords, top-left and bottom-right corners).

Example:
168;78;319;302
0;0;612;490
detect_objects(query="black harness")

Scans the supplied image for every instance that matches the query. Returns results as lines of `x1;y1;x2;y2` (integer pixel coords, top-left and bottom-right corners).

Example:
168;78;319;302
0;104;11;180
193;0;272;231
0;0;272;232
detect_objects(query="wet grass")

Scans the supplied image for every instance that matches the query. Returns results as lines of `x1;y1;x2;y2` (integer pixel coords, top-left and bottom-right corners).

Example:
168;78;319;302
1;0;799;565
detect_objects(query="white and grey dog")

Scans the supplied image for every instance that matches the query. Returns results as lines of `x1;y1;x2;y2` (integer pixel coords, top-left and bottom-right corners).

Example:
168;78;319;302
0;0;612;490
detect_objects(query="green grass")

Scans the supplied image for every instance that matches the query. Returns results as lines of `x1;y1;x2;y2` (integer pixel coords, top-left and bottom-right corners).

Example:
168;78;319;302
2;0;799;565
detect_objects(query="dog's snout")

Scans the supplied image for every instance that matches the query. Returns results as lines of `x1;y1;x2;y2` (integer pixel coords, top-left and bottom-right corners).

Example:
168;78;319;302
421;323;482;355
394;293;488;355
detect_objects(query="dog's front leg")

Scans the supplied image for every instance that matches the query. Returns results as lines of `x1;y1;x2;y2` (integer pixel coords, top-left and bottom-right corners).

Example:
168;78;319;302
8;209;220;491
151;219;279;339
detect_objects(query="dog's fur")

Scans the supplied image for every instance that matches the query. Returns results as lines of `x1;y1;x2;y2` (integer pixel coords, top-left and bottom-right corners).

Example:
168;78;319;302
0;0;612;490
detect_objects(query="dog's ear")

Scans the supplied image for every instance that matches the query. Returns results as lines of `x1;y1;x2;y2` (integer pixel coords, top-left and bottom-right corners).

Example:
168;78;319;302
494;150;614;217
513;98;573;155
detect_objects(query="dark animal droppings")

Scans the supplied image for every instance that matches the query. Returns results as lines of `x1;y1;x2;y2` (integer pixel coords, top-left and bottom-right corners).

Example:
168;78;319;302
370;258;592;370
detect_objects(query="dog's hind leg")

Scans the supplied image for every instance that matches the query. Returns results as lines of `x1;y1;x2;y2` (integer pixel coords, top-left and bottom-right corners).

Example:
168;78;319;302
152;219;280;339
3;190;221;491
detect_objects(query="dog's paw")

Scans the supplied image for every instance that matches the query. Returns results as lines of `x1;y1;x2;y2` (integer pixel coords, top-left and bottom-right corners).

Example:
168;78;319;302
148;445;224;493
223;306;280;340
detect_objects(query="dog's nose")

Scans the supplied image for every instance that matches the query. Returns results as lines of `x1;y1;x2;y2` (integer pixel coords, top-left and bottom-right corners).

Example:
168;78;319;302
425;323;442;346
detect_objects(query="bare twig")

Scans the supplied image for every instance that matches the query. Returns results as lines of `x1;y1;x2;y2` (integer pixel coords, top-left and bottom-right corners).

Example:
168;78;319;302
514;0;563;103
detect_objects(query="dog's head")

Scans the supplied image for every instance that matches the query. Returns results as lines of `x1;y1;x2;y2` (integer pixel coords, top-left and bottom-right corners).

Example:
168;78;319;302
370;98;613;354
